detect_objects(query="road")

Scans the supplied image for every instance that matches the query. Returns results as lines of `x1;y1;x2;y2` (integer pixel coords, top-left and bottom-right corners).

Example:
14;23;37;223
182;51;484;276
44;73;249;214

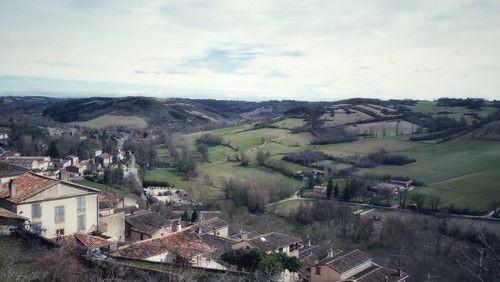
118;134;146;202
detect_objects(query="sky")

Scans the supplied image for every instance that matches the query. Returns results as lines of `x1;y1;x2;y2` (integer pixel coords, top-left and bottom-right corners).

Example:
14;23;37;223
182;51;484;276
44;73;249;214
0;0;499;101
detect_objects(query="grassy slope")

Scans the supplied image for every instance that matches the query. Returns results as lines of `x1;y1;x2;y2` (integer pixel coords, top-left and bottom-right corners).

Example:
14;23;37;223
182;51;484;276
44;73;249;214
150;112;500;212
272;118;305;129
361;137;500;211
75;114;148;129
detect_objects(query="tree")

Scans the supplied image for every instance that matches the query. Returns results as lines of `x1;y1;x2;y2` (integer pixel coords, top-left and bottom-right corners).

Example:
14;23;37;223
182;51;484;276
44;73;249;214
221;248;301;275
191;210;199;222
240;153;249;167
412;193;427;210
47;140;60;158
256;150;269;166
430;195;442;211
333;183;339;198
181;210;190;222
197;143;209;162
326;179;334;199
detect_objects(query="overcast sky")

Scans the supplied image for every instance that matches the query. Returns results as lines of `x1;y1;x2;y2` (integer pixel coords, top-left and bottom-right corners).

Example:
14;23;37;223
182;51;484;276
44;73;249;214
1;0;499;101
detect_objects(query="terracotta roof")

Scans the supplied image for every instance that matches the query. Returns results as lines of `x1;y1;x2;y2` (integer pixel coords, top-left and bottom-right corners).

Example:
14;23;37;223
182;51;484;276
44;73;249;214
247;232;302;252
0;161;28;178
126;211;176;236
51;233;112;249
299;245;334;267
0;173;100;204
355;266;408;282
113;229;212;260
193;217;229;235
0;173;58;203
321;249;372;273
200;234;237;262
0;206;27;220
98;192;123;209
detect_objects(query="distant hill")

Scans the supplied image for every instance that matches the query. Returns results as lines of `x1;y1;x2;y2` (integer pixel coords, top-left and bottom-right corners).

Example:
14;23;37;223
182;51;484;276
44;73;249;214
0;96;321;130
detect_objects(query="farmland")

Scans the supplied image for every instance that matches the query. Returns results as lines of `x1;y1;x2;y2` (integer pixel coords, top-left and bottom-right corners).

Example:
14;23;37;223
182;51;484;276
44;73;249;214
145;101;500;214
75;114;147;129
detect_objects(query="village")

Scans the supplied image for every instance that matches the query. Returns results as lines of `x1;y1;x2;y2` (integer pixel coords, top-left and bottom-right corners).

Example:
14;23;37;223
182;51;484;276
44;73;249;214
0;126;409;282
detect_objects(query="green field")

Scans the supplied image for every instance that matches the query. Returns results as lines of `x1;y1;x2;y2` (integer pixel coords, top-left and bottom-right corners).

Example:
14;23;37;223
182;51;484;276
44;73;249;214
359;137;500;212
75;114;147;129
407;101;497;124
148;109;500;213
272;118;305;129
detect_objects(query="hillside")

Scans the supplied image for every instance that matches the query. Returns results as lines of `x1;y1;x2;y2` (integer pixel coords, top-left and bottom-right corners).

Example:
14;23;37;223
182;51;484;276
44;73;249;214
38;96;323;130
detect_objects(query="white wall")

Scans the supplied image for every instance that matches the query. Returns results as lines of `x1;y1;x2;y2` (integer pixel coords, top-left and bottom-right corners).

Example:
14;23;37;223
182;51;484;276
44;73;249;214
17;184;98;238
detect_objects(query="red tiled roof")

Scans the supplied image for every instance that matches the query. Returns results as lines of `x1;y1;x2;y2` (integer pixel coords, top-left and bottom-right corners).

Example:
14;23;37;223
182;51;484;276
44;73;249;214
247;232;302;252
0;161;28;178
193;217;229;235
51;233;112;249
322;249;372;273
0;173;58;203
355;266;408;282
113;229;212;260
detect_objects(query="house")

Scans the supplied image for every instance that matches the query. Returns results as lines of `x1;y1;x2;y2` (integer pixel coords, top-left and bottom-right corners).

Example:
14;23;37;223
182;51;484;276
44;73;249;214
233;232;302;257
191;217;229;238
371;183;404;195
99;211;126;243
309;249;408;282
313;185;327;199
125;210;184;242
52;158;72;169
0;161;28;184
0;206;27;235
312;169;325;176
45;127;63;136
112;229;216;268
229;229;261;241
199;234;239;270
51;233;113;254
95;153;112;166
0;173;100;238
4;156;51;171
63;155;79;166
0;127;11;140
93;150;102;157
299;245;333;281
98;192;125;216
388;179;412;189
65;162;87;177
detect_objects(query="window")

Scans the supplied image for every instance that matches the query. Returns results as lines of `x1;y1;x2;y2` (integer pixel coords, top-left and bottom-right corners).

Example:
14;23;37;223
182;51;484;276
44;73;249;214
315;266;321;275
77;214;86;231
31;203;42;219
56;229;64;236
55;206;65;223
77;196;86;213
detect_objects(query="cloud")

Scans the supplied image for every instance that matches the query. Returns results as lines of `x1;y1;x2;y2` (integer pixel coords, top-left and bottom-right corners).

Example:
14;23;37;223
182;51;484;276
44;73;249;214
0;0;499;101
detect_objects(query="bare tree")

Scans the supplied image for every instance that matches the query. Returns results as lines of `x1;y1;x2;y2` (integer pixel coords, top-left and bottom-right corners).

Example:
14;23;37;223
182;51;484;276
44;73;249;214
457;233;500;281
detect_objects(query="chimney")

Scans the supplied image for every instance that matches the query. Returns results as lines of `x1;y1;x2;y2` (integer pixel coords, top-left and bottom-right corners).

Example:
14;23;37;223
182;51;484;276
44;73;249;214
177;221;182;232
328;248;334;258
240;229;248;240
59;170;69;181
398;267;403;277
9;179;16;198
308;240;311;247
385;276;389;282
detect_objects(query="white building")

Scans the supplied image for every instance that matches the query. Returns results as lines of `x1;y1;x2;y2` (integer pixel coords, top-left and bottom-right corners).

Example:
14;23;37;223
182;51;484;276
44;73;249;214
0;173;100;238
